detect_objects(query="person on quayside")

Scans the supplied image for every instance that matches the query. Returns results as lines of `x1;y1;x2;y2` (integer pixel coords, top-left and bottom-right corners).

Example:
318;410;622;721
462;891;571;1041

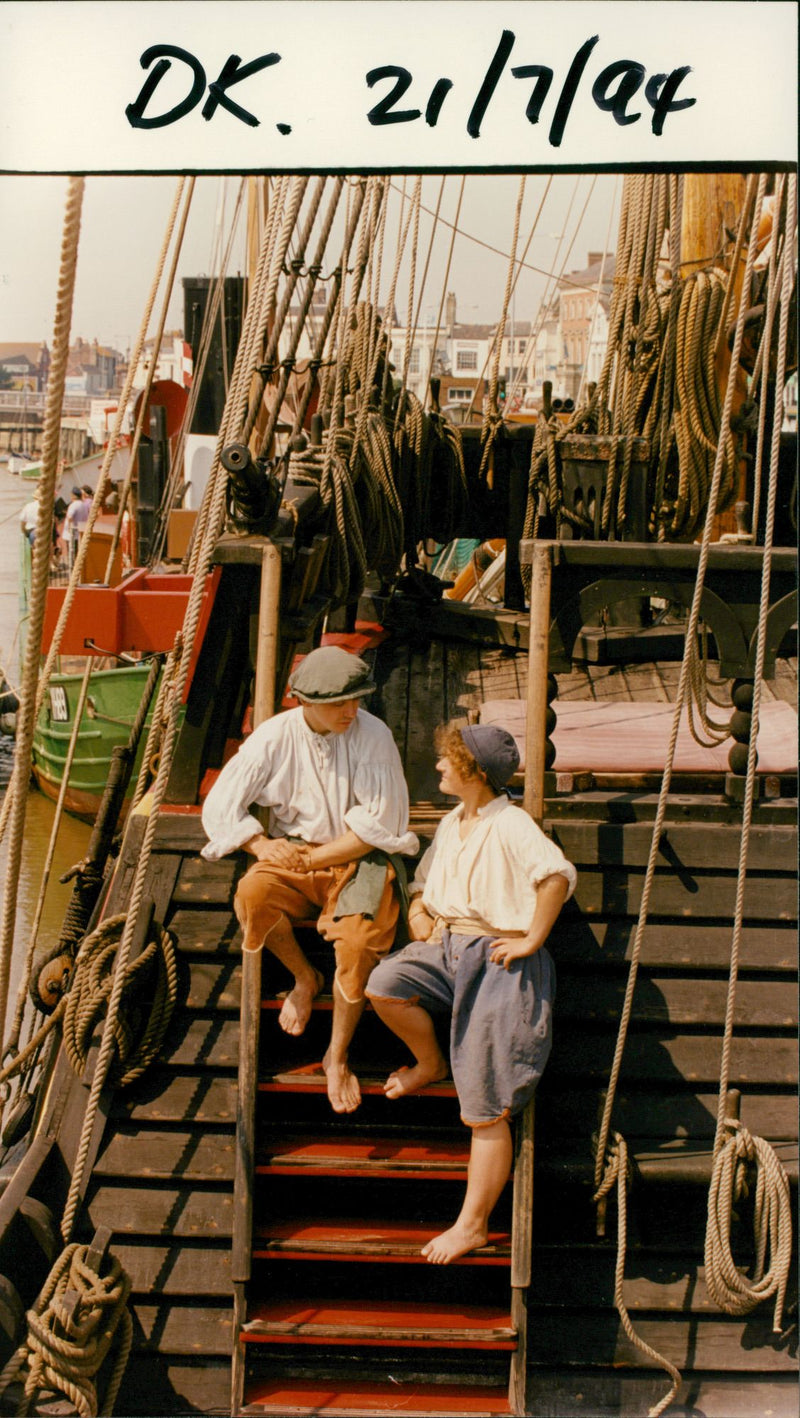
201;644;419;1114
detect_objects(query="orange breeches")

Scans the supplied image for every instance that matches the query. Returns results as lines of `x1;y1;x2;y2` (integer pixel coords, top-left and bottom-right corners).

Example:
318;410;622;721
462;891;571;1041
234;858;399;1004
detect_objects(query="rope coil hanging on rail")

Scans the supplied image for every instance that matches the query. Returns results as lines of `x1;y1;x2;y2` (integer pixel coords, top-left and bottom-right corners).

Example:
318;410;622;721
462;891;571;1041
0;1242;132;1418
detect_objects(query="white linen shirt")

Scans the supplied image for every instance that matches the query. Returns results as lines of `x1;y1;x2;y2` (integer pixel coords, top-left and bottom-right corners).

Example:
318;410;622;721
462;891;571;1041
411;795;576;934
200;706;419;861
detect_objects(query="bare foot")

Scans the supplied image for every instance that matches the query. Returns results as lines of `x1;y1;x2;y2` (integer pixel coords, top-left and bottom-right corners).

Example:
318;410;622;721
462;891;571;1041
278;968;324;1036
322;1051;362;1113
383;1058;448;1099
422;1221;488;1265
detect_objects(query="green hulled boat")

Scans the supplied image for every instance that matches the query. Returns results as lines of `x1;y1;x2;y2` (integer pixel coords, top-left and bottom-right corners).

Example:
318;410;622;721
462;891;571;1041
31;660;166;822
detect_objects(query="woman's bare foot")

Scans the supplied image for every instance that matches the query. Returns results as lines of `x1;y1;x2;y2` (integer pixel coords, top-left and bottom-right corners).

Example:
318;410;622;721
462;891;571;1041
278;968;324;1035
322;1050;362;1113
422;1221;488;1264
383;1058;448;1099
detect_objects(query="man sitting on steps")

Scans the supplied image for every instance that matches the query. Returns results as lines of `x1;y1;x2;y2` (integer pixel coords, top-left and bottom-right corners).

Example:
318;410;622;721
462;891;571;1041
201;645;418;1114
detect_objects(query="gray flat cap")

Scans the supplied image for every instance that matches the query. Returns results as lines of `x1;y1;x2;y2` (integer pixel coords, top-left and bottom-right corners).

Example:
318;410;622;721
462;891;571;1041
289;646;375;704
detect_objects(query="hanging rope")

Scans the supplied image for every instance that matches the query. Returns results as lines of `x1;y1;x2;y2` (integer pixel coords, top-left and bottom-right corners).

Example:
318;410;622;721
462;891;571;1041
703;172;796;1336
59;176;305;1241
0;177;85;1063
590;173;768;1418
0;1241;132;1418
594;1134;682;1417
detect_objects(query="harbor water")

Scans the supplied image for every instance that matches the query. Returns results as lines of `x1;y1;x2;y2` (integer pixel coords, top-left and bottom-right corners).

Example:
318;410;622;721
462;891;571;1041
0;467;91;1020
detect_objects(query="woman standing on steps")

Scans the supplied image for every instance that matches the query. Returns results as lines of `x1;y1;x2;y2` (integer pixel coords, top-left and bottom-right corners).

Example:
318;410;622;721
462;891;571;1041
366;722;576;1264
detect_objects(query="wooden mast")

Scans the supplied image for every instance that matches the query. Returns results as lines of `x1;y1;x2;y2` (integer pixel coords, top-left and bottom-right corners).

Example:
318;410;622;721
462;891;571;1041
680;173;750;536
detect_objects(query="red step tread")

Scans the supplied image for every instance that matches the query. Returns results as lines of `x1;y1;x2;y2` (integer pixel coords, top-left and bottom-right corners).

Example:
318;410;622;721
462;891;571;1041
259;1063;456;1097
257;1132;470;1179
251;1215;511;1264
243;1378;511;1415
241;1298;516;1350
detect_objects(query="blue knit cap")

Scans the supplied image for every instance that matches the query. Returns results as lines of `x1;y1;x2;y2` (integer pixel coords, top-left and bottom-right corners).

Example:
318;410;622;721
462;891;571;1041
459;724;520;794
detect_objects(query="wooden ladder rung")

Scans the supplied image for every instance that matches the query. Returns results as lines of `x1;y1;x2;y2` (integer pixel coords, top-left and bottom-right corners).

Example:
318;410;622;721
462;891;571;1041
241;1298;517;1350
256;1132;470;1179
242;1377;511;1414
251;1215;511;1264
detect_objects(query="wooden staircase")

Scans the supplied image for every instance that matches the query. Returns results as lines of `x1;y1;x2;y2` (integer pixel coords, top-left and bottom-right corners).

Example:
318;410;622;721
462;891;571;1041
233;936;522;1415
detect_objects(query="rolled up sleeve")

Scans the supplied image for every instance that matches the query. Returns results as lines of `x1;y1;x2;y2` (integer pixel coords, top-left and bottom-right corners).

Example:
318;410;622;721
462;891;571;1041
200;731;272;861
345;759;419;856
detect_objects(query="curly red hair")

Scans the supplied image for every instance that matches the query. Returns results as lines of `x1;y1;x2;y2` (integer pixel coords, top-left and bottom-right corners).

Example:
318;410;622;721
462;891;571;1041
434;723;484;782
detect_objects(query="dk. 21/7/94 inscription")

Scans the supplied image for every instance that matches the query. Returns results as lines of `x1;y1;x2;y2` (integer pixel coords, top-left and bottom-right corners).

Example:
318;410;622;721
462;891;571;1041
125;30;696;146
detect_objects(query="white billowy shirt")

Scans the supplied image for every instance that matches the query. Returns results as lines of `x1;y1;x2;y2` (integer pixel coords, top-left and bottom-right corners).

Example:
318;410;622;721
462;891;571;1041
411;794;576;935
200;706;419;861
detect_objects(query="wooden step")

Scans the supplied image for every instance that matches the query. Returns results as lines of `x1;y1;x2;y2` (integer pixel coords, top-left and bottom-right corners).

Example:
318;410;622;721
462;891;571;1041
242;1376;511;1415
256;1131;469;1179
259;1063;457;1097
241;1298;516;1350
251;1216;510;1264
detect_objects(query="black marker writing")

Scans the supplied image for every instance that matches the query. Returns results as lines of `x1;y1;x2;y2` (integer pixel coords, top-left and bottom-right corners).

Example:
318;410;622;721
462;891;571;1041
365;32;696;144
126;45;281;129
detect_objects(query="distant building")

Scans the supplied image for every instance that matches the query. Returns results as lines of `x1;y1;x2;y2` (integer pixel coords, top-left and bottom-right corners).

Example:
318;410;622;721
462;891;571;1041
556;252;615;401
132;333;193;391
0;342;50;391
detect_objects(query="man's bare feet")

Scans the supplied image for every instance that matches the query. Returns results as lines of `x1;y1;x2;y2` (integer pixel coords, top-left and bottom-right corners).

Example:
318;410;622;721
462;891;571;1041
322;1050;362;1113
278;968;324;1035
422;1221;488;1264
383;1058;448;1098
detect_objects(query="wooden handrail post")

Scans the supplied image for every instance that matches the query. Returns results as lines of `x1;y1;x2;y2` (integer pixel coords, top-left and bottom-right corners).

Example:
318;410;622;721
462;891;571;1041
253;541;282;728
523;541;553;827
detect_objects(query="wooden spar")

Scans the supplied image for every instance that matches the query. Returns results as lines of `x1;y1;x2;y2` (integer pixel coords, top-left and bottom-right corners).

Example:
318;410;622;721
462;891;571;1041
252;542;282;728
523;541;553;827
509;540;554;1413
680;173;750;533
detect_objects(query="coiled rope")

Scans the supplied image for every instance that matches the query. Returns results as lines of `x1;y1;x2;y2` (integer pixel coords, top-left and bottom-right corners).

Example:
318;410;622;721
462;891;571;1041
0;1242;132;1418
62;913;178;1089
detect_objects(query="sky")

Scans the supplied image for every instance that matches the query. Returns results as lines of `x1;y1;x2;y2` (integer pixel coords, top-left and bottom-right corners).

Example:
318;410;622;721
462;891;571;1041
0;172;620;355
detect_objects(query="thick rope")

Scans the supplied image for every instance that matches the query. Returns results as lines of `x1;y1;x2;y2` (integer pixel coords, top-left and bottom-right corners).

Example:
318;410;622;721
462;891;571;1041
0;178;85;1056
703;172;796;1334
594;1135;682;1416
60;183;296;1239
0;1242;132;1417
61;913;178;1090
590;174;765;1418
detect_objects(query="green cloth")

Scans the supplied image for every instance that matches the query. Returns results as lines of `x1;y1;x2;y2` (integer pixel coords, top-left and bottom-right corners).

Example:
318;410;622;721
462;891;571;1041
333;850;409;921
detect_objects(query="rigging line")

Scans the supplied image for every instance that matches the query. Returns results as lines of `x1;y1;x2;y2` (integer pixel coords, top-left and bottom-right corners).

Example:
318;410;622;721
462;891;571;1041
465;173;589;425
60;192;289;1239
704;171;796;1335
0;177;85;1052
425;174;466;414
405;174;447;392
151;179;248;568
103;176;197;581
4;657;95;1060
19;178;188;765
592;172;764;1198
503;175;556;407
386;176;606;291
